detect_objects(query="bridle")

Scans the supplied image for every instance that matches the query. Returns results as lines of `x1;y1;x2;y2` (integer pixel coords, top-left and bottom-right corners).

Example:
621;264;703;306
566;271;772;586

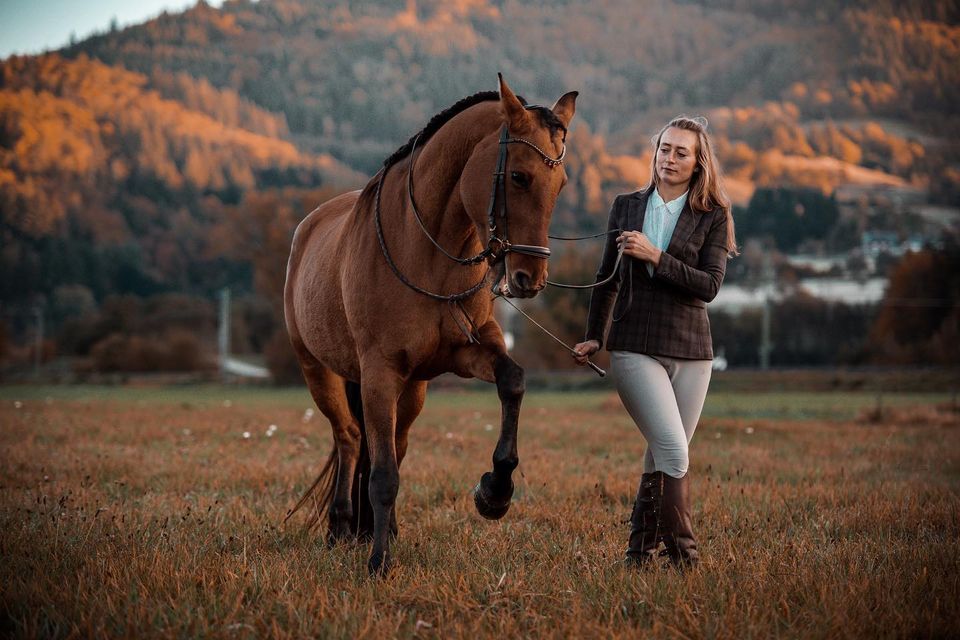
482;125;559;265
374;114;564;302
375;107;626;303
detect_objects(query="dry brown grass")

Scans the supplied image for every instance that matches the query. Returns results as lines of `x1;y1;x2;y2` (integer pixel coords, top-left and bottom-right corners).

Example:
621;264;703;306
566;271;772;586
1;387;958;639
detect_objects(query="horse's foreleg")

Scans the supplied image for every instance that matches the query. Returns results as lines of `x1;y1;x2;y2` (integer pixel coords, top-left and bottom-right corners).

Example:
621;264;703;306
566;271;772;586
454;335;524;520
478;354;524;519
359;364;404;576
396;380;427;466
392;380;427;537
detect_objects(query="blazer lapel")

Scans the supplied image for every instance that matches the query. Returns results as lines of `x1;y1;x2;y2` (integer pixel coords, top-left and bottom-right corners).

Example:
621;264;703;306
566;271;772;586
664;199;698;258
628;189;651;232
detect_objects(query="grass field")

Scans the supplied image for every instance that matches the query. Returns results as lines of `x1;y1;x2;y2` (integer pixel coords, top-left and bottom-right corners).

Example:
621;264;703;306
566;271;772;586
1;384;958;638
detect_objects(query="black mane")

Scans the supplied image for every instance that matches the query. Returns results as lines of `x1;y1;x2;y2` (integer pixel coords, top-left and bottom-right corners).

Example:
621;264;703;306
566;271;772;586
382;90;566;170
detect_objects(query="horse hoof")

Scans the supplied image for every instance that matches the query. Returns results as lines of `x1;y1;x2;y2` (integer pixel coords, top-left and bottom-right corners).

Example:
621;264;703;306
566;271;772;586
326;521;353;547
325;530;345;548
367;551;392;577
473;472;513;520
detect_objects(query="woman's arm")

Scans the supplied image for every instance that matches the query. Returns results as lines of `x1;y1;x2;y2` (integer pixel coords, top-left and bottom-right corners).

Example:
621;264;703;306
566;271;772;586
583;196;625;347
653;209;729;303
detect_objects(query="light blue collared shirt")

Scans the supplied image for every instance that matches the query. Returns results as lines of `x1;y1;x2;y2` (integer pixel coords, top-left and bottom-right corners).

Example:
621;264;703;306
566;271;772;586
641;188;688;276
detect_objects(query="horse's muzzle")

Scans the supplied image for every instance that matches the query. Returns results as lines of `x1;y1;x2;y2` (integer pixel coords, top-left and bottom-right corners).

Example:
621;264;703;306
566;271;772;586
499;274;544;299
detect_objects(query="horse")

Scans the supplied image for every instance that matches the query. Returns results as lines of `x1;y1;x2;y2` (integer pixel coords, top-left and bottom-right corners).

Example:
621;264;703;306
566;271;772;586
284;74;578;575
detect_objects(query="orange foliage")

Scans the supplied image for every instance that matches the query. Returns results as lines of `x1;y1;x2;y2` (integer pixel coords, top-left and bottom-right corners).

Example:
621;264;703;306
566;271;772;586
0;54;357;243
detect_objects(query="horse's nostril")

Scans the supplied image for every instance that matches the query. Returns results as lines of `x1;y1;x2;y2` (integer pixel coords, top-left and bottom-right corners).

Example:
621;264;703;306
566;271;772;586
513;271;532;291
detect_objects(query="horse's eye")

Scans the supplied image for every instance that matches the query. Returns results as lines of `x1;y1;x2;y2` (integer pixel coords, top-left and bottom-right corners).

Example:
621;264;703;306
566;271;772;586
511;171;531;189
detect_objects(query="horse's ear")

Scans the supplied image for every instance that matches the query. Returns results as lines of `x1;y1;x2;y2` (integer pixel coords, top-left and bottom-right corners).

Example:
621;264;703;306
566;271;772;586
498;73;531;132
551;91;579;129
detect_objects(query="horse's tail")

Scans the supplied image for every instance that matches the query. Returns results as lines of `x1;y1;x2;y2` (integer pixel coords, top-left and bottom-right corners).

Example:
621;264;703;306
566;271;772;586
284;447;337;531
284;381;373;537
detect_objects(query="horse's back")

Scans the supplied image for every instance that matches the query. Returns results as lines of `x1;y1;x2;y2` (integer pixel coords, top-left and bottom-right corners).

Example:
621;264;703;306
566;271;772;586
285;189;363;380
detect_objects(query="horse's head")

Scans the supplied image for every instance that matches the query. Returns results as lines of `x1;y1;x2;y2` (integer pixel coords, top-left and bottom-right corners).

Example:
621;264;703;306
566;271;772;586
461;75;578;299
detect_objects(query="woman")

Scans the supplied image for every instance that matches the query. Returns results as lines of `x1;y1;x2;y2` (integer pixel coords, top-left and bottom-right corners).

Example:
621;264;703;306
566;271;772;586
572;116;736;568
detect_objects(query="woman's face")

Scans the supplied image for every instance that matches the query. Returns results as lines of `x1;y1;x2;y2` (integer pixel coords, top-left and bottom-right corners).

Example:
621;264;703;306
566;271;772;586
656;126;699;190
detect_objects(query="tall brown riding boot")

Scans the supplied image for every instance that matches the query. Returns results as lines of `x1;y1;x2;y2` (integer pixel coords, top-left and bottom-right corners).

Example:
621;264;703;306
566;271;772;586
660;473;699;568
625;471;662;566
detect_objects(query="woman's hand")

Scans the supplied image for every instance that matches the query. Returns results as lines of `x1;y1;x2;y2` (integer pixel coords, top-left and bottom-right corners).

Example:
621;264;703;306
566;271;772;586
618;230;662;267
572;340;600;365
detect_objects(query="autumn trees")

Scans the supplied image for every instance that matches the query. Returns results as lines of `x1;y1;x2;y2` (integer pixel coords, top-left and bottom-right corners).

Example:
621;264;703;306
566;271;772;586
868;246;960;365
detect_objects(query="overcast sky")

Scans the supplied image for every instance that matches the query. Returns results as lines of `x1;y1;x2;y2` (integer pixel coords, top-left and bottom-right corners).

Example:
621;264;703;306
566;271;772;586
0;0;224;58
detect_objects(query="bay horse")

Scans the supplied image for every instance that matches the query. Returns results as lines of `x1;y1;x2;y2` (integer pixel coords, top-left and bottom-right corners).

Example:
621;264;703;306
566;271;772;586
284;75;577;575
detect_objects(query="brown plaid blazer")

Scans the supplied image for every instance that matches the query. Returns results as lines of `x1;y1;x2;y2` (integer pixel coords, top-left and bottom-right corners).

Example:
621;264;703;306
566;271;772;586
584;188;729;360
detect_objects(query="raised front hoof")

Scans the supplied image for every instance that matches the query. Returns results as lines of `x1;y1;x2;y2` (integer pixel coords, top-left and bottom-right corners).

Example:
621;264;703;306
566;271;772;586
367;550;392;577
473;472;513;520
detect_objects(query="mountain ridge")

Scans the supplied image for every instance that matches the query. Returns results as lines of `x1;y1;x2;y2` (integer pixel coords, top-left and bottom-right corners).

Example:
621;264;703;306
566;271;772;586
1;0;957;309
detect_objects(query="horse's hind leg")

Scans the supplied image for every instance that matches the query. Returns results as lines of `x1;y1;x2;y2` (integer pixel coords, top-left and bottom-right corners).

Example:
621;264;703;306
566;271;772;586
299;356;362;543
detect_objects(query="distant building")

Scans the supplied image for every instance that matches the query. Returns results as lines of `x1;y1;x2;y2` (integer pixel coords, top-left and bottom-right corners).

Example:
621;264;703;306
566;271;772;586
786;254;846;274
835;184;926;209
712;278;888;313
861;231;900;258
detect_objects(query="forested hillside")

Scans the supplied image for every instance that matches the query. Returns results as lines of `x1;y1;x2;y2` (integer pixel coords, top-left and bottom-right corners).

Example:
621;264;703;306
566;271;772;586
0;53;359;300
65;3;959;165
1;0;958;373
54;0;960;224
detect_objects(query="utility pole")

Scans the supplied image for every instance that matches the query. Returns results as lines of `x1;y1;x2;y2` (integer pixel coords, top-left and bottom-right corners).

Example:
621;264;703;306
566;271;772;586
34;305;44;378
759;251;774;370
218;287;230;378
760;296;771;370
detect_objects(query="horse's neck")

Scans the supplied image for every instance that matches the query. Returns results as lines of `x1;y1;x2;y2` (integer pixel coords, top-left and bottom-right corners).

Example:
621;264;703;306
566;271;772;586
398;110;498;253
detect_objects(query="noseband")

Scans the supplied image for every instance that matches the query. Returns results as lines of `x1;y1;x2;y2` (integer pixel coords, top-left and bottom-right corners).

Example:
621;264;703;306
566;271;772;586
374;118;565;302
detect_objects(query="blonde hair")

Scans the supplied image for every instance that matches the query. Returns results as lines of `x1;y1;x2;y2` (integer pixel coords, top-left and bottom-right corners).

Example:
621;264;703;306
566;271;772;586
648;116;738;254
